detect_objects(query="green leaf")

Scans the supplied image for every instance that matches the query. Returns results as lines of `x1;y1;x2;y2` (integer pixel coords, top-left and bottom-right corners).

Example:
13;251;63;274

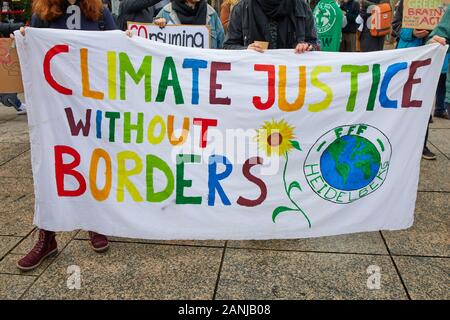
288;181;302;194
272;206;298;223
290;140;302;151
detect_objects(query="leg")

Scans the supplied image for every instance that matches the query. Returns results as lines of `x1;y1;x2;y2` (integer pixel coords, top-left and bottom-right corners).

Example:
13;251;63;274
422;116;436;160
434;73;448;118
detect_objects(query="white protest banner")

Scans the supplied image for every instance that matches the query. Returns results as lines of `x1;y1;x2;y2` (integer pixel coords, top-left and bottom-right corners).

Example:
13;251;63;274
128;22;210;48
15;29;447;240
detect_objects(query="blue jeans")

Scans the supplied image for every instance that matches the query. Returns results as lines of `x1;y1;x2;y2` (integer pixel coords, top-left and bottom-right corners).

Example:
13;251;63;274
435;73;447;114
0;93;21;109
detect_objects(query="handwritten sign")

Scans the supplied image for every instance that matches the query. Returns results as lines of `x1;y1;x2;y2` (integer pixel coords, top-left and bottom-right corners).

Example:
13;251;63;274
0;38;23;93
15;29;448;240
128;22;210;48
402;0;446;30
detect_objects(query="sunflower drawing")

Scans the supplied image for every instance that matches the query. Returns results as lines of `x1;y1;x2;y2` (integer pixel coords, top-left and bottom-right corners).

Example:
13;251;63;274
255;119;311;228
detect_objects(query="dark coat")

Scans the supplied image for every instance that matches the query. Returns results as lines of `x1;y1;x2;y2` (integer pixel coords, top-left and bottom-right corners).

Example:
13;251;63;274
118;0;162;30
224;0;319;50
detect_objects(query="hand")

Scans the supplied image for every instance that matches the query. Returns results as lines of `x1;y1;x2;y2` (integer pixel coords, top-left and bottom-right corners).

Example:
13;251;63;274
413;29;430;39
294;42;313;54
429;35;447;46
125;30;133;38
247;42;265;53
153;18;167;28
19;26;25;36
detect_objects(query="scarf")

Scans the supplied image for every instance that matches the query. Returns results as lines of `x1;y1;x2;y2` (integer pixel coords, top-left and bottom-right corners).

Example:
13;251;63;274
172;0;208;25
248;0;297;48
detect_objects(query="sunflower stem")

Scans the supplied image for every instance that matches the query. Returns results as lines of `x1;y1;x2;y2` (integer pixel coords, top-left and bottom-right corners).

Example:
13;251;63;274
283;152;311;228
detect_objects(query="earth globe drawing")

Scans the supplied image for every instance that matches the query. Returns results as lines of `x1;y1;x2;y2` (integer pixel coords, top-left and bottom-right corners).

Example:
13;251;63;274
320;135;381;191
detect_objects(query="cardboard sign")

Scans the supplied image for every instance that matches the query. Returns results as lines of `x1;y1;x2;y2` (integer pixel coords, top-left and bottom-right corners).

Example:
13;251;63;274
128;22;210;48
0;38;23;93
402;0;446;30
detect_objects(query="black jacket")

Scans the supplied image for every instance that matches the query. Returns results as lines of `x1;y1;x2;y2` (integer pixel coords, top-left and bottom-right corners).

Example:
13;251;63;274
391;0;403;39
224;0;319;50
340;0;360;34
118;0;162;30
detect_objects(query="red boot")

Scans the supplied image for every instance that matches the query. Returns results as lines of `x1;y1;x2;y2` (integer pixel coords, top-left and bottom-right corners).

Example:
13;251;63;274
17;229;57;271
88;231;109;253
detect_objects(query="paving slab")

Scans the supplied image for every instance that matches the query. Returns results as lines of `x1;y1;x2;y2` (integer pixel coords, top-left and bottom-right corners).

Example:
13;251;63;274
0;209;34;237
0;236;22;259
393;256;450;300
418;150;450;192
0;143;29;166
0;107;19;123
0;274;36;300
382;192;450;257
0;120;29;144
429;117;450;129
228;232;387;255
216;249;408;300
429;129;450;155
0;177;34;196
22;240;223;300
0;253;54;276
0;151;32;178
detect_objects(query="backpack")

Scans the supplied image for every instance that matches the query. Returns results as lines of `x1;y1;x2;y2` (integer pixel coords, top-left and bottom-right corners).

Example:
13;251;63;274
369;3;392;37
33;10;106;31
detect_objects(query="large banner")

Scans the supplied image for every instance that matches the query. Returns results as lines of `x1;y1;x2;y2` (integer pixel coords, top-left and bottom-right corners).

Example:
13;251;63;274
402;0;446;30
15;29;447;240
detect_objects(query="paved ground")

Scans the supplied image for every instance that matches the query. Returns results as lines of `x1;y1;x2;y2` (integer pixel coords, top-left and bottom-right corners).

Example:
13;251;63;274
0;101;448;300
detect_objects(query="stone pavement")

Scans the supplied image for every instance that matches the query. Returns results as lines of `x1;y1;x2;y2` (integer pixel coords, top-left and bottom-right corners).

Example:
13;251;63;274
0;103;448;300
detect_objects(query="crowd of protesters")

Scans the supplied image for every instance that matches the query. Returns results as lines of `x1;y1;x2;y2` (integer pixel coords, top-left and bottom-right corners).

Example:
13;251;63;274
0;0;448;271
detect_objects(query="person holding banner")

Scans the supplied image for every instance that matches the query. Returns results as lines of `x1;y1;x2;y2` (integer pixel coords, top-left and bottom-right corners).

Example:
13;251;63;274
429;7;450;119
153;0;225;49
16;0;121;272
224;0;320;52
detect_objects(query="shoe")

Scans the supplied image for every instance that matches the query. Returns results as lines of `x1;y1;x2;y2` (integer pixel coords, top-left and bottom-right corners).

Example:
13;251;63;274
17;230;57;271
88;231;109;253
15;103;27;115
434;112;450;120
422;146;437;160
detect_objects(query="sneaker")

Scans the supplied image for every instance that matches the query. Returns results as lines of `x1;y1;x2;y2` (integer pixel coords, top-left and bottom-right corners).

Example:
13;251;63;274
17;230;57;271
422;146;437;160
434;112;450;120
16;103;27;115
88;231;109;253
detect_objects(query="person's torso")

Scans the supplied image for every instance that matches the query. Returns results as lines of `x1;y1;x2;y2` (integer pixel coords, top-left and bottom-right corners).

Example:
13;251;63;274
239;0;309;49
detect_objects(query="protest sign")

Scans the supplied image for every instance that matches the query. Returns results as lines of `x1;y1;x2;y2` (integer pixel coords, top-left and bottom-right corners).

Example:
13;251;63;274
402;0;446;30
128;22;210;48
0;38;23;93
15;28;447;240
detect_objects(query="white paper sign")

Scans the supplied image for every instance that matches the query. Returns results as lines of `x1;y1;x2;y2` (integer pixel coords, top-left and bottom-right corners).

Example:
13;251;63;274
128;22;210;48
